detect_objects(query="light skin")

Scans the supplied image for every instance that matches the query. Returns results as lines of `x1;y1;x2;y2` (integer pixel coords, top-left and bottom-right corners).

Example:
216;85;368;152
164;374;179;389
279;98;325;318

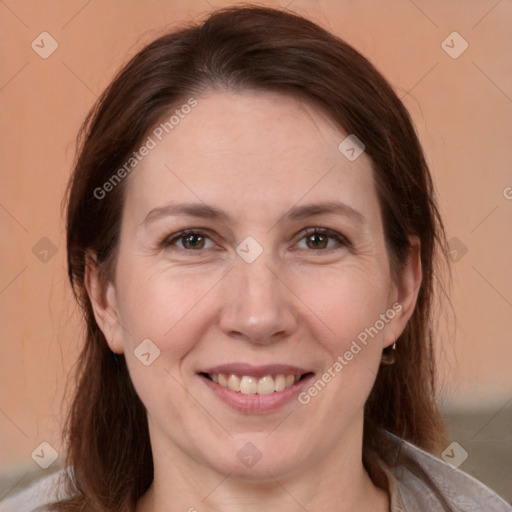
86;90;422;512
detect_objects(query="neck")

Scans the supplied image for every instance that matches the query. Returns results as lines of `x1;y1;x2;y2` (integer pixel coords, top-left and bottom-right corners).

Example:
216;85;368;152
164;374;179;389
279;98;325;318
137;417;389;512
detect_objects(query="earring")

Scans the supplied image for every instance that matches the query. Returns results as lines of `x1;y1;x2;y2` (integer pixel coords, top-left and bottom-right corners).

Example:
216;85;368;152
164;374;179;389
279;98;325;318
380;341;397;365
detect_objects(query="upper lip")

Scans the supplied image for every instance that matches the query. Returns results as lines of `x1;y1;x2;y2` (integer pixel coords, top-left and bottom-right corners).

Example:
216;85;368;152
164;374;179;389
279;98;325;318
199;363;313;379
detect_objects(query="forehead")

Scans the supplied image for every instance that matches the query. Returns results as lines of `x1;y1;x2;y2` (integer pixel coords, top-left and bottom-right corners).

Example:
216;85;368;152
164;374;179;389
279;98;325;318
123;90;380;226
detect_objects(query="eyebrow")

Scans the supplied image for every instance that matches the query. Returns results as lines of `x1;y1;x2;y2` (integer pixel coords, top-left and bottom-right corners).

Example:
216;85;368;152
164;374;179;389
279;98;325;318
142;203;229;225
282;201;365;225
141;200;365;226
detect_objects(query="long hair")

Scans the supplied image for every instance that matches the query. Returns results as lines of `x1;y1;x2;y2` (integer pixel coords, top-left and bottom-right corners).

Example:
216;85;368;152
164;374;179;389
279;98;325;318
49;5;451;511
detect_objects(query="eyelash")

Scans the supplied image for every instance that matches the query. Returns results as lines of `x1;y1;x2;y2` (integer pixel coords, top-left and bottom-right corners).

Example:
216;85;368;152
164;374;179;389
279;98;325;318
160;227;352;252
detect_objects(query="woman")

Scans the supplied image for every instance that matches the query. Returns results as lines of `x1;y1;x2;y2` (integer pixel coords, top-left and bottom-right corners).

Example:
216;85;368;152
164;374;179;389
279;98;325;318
3;5;511;512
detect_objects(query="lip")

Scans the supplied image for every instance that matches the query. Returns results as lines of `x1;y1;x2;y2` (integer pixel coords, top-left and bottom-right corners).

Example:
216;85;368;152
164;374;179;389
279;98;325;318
198;367;315;414
200;363;312;379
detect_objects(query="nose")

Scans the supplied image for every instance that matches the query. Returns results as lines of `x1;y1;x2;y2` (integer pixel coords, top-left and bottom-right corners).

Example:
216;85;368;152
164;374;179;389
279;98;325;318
218;257;298;345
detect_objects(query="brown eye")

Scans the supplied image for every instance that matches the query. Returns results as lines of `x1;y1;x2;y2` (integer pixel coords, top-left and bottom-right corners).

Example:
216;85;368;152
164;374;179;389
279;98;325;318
180;233;205;249
306;232;329;249
295;228;350;251
162;230;215;251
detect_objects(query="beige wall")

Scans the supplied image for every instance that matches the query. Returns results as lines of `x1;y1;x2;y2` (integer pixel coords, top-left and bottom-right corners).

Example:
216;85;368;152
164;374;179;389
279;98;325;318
1;0;511;476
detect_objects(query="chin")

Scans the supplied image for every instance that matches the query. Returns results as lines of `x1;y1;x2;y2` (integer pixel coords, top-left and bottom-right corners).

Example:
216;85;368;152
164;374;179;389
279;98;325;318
203;440;308;481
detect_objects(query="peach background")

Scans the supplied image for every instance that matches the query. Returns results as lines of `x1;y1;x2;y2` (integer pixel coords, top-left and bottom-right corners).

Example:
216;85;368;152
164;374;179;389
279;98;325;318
1;0;511;480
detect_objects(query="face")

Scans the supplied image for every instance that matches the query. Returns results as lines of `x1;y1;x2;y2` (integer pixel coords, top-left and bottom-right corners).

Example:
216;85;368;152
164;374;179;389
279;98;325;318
88;90;420;481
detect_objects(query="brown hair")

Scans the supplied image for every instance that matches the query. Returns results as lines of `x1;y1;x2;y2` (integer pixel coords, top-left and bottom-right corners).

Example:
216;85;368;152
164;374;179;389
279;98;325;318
49;5;451;511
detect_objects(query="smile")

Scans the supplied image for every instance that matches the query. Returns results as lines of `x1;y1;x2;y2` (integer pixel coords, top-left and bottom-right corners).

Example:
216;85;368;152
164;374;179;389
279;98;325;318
202;373;305;394
198;364;315;413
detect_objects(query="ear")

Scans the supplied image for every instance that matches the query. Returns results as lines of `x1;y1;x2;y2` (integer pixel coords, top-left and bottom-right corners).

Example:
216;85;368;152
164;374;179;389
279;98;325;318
84;252;124;354
383;236;422;348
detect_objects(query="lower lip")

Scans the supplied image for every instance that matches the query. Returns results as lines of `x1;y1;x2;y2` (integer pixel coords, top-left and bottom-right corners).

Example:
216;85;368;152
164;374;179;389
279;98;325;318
199;374;314;414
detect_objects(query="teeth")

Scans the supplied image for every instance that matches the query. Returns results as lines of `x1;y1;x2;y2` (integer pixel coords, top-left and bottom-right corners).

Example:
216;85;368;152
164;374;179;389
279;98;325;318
257;375;275;395
227;374;241;392
208;373;304;394
239;376;257;394
274;374;286;392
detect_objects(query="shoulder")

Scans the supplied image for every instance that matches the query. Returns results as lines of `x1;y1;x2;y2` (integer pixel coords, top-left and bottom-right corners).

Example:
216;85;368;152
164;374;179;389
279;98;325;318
385;433;512;512
0;468;70;512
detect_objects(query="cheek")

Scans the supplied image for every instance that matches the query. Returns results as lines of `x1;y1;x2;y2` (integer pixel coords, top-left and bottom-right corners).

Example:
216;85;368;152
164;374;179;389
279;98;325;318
295;270;389;418
115;261;224;361
115;266;224;420
289;264;392;357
